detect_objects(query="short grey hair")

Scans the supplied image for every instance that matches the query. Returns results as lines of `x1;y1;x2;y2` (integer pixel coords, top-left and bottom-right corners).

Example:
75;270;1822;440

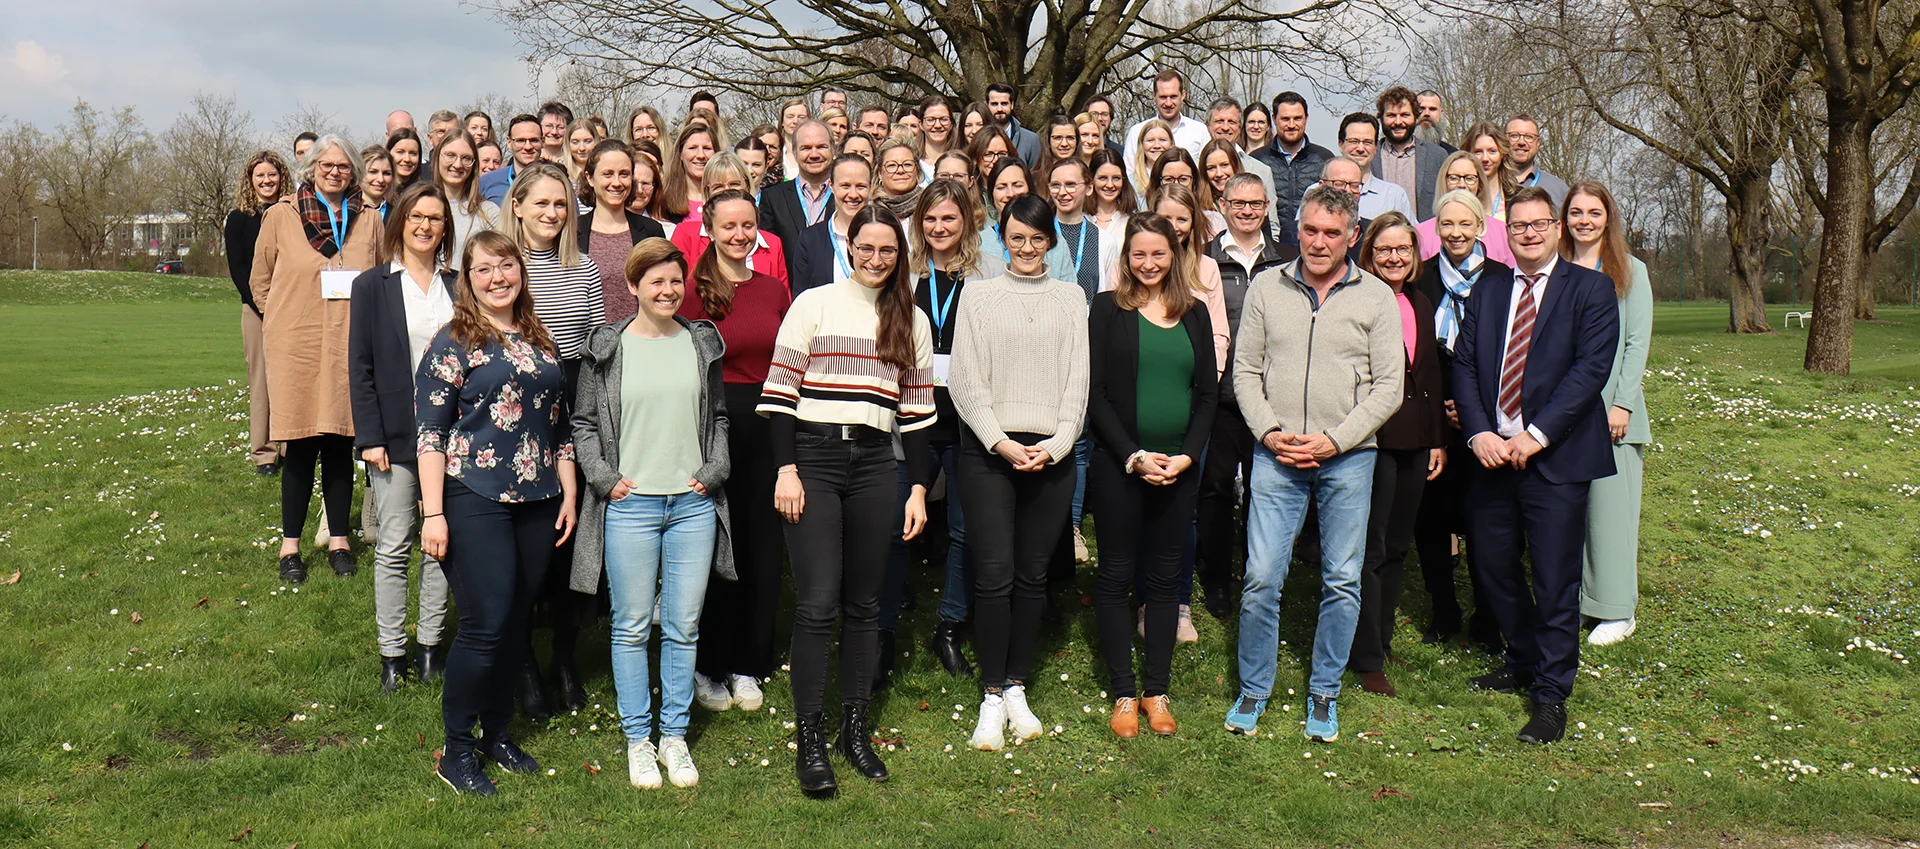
1300;184;1359;228
1207;97;1242;119
428;109;459;126
293;134;363;186
1222;171;1267;198
1320;156;1363;180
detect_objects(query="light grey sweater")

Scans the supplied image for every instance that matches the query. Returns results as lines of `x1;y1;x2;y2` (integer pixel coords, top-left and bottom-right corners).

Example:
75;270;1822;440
1231;259;1404;453
948;269;1090;463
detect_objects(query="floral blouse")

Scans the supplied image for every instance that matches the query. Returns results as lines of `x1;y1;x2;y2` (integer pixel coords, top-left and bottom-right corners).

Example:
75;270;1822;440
414;327;576;503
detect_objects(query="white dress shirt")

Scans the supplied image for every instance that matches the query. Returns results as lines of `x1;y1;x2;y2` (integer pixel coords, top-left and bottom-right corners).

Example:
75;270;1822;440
1489;256;1556;446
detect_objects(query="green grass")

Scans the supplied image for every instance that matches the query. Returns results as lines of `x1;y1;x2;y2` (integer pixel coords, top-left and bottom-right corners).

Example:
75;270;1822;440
0;271;235;411
1;274;1916;847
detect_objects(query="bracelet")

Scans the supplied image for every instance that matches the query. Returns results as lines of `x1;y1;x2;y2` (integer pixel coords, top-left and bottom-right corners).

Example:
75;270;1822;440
1124;450;1147;474
777;466;799;476
422;512;443;519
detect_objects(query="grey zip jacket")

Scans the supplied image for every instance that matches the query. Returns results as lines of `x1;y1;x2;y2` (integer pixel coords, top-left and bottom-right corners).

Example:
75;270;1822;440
1231;259;1405;453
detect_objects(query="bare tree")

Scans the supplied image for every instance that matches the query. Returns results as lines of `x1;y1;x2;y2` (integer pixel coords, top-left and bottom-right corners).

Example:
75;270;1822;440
0;119;45;268
1784;92;1920;319
473;0;1405;129
159;94;258;267
272;102;356;154
38;100;153;269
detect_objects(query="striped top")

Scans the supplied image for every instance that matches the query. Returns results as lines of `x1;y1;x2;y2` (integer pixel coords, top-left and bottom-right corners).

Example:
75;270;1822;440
523;246;605;360
757;278;936;433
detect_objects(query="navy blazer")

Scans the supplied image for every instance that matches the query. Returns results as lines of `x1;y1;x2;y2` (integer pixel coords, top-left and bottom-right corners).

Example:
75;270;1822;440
788;219;839;295
1449;260;1619;484
348;265;451;462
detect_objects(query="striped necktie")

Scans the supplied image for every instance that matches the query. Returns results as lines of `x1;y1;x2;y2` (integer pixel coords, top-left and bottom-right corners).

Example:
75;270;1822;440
1497;274;1542;423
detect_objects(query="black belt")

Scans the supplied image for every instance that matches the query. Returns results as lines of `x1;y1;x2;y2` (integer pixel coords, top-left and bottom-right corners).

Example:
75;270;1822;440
795;420;892;443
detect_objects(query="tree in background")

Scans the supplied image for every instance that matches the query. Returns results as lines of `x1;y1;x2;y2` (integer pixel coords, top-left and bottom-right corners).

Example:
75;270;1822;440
0;120;46;269
159;94;258;274
38;101;152;269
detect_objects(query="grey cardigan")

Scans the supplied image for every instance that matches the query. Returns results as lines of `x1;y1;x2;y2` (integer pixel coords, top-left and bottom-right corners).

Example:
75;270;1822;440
569;316;735;593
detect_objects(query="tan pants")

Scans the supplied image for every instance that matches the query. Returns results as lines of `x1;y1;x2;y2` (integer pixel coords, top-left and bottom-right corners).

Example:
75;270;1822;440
241;305;281;467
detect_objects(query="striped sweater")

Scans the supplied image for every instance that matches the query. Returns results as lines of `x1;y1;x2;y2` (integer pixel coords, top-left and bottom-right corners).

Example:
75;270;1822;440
524;246;605;360
757;278;936;433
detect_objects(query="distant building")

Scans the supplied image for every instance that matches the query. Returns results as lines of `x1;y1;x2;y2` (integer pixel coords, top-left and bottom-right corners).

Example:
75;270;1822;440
112;213;197;257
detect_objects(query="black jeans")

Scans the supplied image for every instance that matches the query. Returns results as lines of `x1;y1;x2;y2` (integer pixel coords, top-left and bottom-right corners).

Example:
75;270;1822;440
280;434;353;538
1090;446;1199;699
1196;400;1253;590
1352;447;1429;672
960;433;1076;689
440;479;560;753
1414;434;1496;638
697;383;785;680
784;428;896;716
541;358;588;667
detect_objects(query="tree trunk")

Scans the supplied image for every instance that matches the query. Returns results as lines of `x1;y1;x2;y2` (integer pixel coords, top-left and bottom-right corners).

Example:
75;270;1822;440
1725;174;1774;333
1805;108;1873;374
1853;248;1878;319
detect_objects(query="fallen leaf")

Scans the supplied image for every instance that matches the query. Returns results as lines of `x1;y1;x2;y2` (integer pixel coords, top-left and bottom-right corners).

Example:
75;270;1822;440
230;827;253;842
194;597;209;609
583;761;600;775
1638;801;1672;809
418;733;425;751
129;612;143;624
0;568;19;585
1703;737;1722;746
918;701;930;711
1371;786;1411;800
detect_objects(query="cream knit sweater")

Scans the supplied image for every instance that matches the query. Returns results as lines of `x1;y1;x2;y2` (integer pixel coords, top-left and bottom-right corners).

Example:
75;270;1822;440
947;269;1090;462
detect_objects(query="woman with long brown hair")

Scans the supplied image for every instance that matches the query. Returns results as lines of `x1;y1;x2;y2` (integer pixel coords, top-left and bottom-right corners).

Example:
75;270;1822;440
760;205;934;796
415;230;579;796
1460;121;1519;221
431;132;500;268
659;124;719;223
226;149;291;475
578;139;667;322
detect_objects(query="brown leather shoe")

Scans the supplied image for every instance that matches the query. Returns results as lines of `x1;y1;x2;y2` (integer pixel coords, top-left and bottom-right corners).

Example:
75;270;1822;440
1141;695;1177;735
1110;698;1139;738
1357;671;1397;697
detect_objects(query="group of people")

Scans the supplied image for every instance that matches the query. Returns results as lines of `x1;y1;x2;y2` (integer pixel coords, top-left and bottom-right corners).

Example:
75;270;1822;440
220;72;1651;799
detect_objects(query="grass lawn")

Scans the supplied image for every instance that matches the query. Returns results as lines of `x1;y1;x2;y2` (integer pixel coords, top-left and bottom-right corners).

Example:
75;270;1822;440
0;273;1915;847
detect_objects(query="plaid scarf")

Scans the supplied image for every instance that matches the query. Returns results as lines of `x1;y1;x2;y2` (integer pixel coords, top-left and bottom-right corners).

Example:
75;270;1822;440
297;182;365;258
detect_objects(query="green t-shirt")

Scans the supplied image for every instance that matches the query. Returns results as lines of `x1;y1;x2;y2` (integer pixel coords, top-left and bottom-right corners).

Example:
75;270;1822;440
1134;313;1193;455
617;329;701;495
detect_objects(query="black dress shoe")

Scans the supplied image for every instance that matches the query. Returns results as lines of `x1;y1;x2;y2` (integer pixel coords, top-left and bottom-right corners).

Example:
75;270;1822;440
255;462;279;476
486;738;541;774
794;712;838;796
518;657;552;723
1469;669;1520;693
436;750;497;796
278;554;307;584
874;629;897;689
1420;626;1455;645
930;620;973;677
834;700;888;782
328;548;357;577
381;655;409;694
553;660;586;712
417;644;445;684
1203;583;1235;620
1518;701;1567;744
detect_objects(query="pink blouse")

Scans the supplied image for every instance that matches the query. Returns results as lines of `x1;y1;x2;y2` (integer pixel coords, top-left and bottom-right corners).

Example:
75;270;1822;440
1416;217;1516;268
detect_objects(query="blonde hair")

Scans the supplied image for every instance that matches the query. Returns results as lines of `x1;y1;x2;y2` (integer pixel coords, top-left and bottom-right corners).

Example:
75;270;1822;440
908;178;984;278
700;151;752;197
1434;189;1487;225
501;162;583;267
1432;150;1481;216
1131;119;1174;188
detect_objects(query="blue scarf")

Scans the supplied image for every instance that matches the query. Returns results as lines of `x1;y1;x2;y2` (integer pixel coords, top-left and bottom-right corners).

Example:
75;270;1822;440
1435;242;1485;352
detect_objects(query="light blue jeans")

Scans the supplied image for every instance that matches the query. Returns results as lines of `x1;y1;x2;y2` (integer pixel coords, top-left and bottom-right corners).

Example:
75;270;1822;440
604;491;717;740
1236;447;1376;700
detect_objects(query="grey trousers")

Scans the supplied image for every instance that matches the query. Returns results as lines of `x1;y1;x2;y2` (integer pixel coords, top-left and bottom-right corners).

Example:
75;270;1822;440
369;461;450;656
1581;442;1644;620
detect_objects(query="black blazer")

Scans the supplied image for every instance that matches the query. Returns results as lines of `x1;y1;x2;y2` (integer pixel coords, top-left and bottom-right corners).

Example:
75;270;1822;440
349;265;451;462
1416;255;1512;371
576;208;664;253
788;219;838;295
1374;288;1447;451
1087;292;1218;462
1449;260;1619;484
759;178;820;273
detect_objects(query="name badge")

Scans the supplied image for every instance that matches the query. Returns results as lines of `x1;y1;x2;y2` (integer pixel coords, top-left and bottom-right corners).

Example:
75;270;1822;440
321;269;357;300
931;353;952;387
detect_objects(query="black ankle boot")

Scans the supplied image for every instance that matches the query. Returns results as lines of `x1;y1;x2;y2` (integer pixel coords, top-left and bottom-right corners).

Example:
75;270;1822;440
380;655;409;694
930;620;973;677
553;659;586;712
417;644;445;684
834;701;889;782
795;712;838;796
875;629;897;689
518;655;552;722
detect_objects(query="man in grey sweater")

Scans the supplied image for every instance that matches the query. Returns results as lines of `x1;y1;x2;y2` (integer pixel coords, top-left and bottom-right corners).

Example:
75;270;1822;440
1224;185;1405;743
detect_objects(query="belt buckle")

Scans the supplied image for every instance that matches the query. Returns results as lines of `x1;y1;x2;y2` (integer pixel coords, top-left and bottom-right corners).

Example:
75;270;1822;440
838;424;856;441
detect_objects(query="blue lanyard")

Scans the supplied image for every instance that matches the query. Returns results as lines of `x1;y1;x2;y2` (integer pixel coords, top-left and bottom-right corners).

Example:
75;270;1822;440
1063;219;1091;276
799;181;832;225
829;226;851;278
926;271;958;338
1521;169;1540;187
316;191;350;248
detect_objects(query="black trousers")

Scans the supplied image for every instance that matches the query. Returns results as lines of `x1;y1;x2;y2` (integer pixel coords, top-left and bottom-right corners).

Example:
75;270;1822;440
540;358;589;666
1090;446;1199;699
1466;463;1589;704
440;480;560;752
280;434;353;538
697;383;786;680
1351;447;1429;672
1196;399;1254;590
784;431;896;717
1413;435;1497;638
959;433;1076;689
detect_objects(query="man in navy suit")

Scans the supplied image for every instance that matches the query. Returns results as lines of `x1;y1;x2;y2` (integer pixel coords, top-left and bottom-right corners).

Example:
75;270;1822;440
1450;185;1618;744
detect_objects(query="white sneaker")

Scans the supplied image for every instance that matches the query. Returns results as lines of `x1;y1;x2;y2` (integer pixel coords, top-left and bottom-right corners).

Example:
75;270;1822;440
657;736;699;788
729;674;764;711
693;672;733;711
968;693;1007;751
1002;685;1043;741
1176;604;1199;643
627;739;662;790
1588;618;1637;646
1073;527;1090;562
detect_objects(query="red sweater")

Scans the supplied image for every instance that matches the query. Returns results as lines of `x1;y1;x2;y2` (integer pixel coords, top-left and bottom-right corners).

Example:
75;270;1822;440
669;220;790;289
678;271;791;385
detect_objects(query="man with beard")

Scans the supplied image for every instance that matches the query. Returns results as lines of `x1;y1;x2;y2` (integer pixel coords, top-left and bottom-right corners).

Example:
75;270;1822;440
1373;86;1450;220
1416;91;1456;152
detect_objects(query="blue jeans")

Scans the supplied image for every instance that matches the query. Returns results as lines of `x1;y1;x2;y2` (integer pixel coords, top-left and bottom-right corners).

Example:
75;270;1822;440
604;491;717;741
1236;448;1375;700
935;441;972;623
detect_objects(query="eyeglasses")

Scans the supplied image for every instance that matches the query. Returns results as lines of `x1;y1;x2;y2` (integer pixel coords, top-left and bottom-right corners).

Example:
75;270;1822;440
443;154;476;166
1004;234;1049;249
882;161;919;173
406;213;447;226
469;260;519;277
852;245;898;259
315;162;352;174
1506;132;1539;144
1320;178;1362;192
1049;182;1084;192
1507;218;1557;234
1224;199;1269;211
1445;174;1478;187
509;137;542;148
1371;245;1414;259
1341;138;1378;148
1161;174;1192;186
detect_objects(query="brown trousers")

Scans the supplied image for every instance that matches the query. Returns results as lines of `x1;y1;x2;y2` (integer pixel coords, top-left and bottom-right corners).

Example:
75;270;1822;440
241;305;281;467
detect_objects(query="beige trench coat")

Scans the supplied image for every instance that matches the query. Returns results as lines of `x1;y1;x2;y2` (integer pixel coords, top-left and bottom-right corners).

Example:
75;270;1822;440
249;196;380;442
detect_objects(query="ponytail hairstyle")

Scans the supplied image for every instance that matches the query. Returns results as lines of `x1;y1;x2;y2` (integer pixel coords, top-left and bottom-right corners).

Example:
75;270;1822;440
1112;213;1197;321
909;178;984;278
846;205;919;372
689;189;758;319
625;236;690;309
449;230;557;356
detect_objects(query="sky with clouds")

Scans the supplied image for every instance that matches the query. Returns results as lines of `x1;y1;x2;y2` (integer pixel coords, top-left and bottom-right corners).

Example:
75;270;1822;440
0;0;536;140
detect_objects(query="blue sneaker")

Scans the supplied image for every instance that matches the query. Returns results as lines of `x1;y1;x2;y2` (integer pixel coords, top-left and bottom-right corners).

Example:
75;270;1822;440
1305;695;1339;741
1224;694;1267;735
